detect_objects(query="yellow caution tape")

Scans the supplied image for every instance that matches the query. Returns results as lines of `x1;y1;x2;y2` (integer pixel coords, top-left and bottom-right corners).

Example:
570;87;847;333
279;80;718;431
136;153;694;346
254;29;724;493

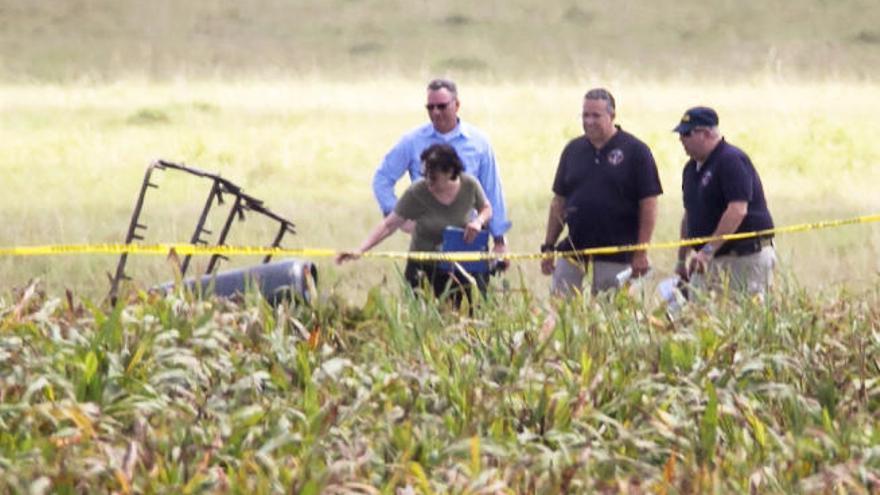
1;213;879;261
0;244;337;258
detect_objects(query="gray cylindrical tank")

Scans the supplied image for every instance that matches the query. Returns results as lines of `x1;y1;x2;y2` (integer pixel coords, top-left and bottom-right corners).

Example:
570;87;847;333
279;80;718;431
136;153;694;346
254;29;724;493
159;259;318;305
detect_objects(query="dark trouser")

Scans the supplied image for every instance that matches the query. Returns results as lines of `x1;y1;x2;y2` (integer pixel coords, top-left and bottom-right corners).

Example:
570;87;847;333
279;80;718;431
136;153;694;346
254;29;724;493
404;260;488;308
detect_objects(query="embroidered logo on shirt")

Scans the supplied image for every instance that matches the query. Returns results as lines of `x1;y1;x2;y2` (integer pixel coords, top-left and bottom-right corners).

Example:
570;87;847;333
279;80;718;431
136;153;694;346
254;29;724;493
607;148;624;166
701;171;713;187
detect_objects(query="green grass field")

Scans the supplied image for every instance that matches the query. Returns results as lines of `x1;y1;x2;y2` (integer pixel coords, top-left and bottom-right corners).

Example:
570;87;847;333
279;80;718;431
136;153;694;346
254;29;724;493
2;274;879;493
2;1;880;493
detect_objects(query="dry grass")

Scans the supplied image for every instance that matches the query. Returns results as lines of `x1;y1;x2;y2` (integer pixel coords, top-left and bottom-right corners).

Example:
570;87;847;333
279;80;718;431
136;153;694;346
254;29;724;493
2;0;879;301
1;0;879;82
2;79;880;301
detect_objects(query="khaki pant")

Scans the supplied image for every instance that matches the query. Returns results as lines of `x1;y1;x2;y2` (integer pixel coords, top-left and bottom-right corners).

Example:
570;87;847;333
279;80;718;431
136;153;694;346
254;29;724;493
551;257;630;296
691;246;776;295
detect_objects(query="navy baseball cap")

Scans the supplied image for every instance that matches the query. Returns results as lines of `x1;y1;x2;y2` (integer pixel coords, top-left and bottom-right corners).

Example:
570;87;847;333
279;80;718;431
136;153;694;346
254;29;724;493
673;106;719;133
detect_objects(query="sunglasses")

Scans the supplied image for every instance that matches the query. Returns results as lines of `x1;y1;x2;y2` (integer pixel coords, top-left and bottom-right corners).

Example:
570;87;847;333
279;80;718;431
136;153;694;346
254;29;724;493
680;128;704;138
425;101;453;111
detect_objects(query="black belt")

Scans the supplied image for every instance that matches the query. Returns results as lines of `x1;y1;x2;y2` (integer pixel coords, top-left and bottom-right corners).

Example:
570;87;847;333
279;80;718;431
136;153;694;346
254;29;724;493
716;236;774;257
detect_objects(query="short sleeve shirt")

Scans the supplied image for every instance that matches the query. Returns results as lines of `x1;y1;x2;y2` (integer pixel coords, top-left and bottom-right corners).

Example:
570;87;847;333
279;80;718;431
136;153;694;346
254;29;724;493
552;127;663;262
372;121;511;237
394;174;488;252
682;139;774;255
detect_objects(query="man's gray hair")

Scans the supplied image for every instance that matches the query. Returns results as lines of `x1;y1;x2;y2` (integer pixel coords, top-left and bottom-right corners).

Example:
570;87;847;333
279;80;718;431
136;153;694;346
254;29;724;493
427;78;458;97
584;88;616;116
700;126;721;138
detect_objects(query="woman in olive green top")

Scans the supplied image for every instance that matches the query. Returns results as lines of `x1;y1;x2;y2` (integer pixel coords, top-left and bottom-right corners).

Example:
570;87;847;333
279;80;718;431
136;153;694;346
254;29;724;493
337;144;492;302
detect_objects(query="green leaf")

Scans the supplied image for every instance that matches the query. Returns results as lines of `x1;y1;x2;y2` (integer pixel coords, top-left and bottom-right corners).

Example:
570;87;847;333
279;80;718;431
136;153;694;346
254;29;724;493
83;351;98;384
299;479;321;495
698;381;718;467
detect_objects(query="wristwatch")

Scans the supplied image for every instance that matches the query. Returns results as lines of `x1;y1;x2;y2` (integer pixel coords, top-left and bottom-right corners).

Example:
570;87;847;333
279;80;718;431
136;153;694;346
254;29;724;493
540;243;555;253
700;243;715;257
493;235;506;245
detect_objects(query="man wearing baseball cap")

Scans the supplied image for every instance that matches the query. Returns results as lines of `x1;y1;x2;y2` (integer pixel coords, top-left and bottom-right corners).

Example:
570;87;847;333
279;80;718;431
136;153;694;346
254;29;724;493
673;106;776;295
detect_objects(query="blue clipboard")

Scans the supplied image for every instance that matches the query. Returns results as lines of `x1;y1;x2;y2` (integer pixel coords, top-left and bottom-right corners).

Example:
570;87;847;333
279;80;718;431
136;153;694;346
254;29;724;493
439;226;490;274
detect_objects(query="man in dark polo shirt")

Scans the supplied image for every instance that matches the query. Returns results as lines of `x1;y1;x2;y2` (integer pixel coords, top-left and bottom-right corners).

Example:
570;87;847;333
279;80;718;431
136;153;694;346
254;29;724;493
541;88;663;295
673;106;776;295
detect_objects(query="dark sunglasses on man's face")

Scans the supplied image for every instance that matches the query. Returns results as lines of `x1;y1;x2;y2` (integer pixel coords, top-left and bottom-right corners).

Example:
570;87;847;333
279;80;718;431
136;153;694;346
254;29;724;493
426;102;452;111
680;128;704;138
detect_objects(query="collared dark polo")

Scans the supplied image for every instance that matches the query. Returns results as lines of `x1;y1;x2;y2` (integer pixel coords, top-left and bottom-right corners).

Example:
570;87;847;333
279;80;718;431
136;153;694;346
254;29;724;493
682;138;774;256
552;126;663;262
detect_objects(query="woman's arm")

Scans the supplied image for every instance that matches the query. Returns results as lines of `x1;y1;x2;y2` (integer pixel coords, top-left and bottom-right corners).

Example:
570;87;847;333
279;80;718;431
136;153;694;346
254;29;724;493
336;212;407;264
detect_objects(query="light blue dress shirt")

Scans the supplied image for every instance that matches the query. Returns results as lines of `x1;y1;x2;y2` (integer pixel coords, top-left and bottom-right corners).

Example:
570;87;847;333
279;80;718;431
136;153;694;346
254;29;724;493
372;120;511;238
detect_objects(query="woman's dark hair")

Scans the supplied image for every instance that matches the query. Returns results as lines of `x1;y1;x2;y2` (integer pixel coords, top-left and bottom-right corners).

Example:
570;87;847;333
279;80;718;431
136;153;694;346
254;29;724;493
420;143;464;180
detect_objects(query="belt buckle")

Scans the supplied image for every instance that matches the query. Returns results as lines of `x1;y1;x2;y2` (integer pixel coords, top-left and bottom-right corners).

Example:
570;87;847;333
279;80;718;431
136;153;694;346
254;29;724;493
722;237;771;257
731;239;759;257
746;237;772;254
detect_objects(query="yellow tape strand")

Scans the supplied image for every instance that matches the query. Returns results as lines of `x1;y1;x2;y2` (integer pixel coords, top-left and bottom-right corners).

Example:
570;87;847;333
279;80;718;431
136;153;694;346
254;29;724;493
1;213;879;261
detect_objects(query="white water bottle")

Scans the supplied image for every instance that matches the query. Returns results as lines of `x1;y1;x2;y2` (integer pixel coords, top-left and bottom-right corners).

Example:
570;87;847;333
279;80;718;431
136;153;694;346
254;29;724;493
615;267;633;287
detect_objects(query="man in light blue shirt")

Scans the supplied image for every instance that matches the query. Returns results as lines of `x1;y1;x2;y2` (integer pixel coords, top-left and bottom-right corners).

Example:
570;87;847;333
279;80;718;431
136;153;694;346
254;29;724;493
372;78;511;263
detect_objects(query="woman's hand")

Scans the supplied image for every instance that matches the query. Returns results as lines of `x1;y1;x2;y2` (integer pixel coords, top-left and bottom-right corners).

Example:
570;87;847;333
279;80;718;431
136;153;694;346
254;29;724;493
463;220;483;243
341;212;406;265
335;250;362;264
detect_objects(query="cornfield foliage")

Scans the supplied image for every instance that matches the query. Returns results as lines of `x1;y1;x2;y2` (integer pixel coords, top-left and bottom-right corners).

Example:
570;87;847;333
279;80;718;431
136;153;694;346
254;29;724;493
1;276;879;494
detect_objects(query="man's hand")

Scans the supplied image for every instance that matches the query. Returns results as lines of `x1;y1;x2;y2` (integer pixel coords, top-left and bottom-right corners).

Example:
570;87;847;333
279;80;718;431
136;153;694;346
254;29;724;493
492;238;510;271
674;259;689;281
688;250;712;276
540;255;555;275
631;250;651;277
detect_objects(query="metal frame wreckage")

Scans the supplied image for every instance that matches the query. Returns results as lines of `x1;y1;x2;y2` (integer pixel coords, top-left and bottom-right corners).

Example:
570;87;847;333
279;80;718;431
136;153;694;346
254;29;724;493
109;159;317;304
